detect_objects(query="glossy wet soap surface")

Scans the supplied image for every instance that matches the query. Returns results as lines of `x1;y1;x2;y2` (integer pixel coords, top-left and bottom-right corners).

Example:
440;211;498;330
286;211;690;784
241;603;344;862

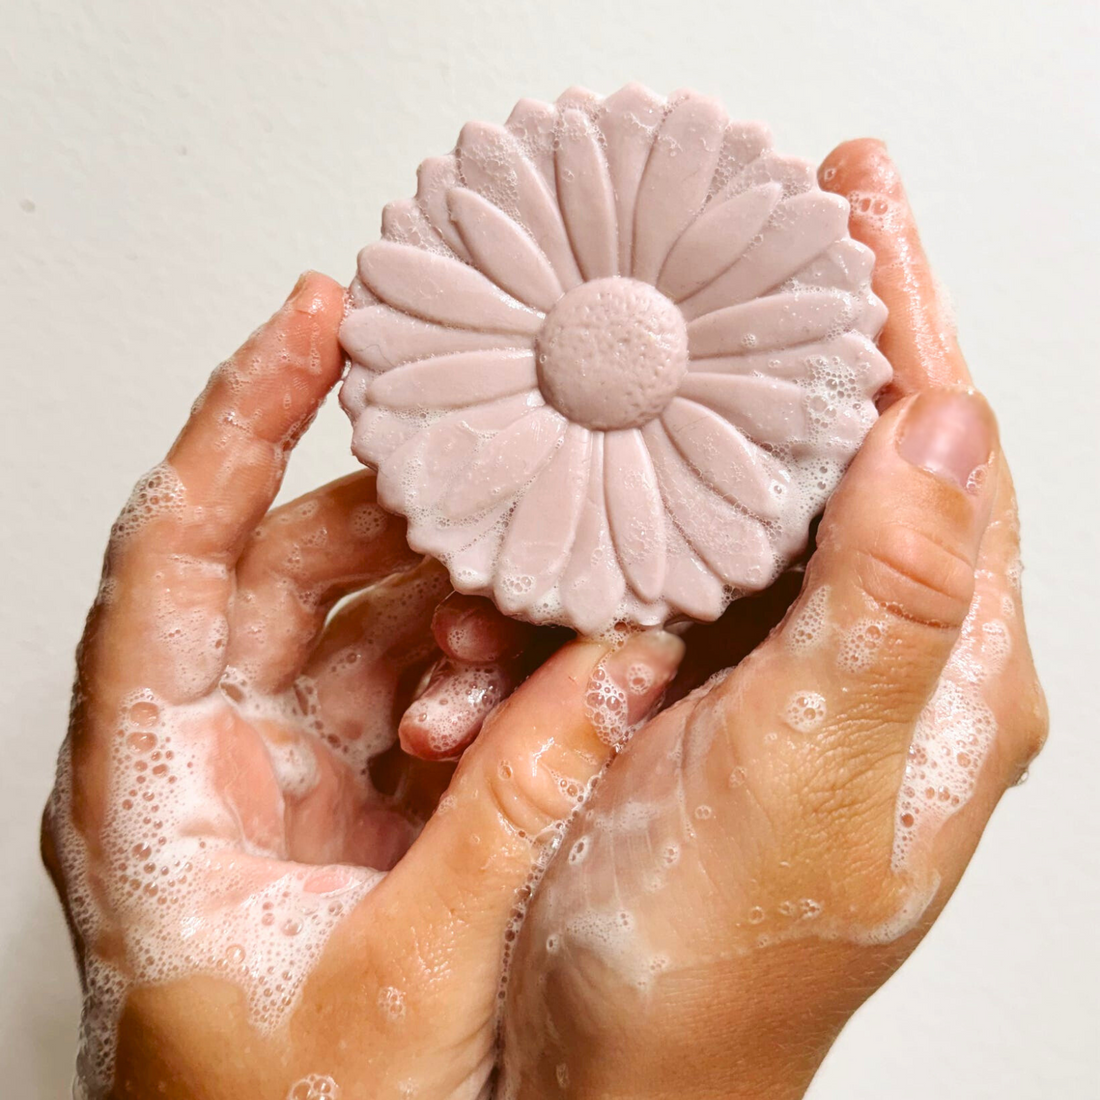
341;84;891;633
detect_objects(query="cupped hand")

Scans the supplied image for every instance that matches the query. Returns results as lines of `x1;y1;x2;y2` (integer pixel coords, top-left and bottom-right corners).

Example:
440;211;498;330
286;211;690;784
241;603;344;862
41;276;686;1100
496;141;1049;1099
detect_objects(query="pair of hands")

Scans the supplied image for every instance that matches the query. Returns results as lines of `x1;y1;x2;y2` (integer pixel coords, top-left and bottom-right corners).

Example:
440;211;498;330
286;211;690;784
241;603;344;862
43;139;1047;1100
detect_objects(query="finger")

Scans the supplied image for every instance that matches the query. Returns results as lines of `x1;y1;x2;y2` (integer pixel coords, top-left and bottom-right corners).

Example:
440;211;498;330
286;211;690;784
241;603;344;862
819;140;971;400
397;654;522;761
299;558;451;758
161;272;347;561
430;593;536;663
85;274;346;708
892;453;1048;875
227;471;419;692
734;388;999;779
367;740;457;824
380;630;684;992
398;595;561;761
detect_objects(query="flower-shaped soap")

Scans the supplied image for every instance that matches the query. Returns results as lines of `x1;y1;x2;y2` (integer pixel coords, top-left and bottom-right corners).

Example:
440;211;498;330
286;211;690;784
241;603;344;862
340;85;891;634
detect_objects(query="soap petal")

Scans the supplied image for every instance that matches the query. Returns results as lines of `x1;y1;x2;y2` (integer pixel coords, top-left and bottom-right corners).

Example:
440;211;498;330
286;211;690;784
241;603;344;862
685;331;888;383
661;397;789;520
680;192;851;320
711;122;772;193
505;97;560;191
792;238;875;291
341;304;528;372
597;83;666;279
447;187;563;311
725;151;816;199
657;182;783;301
495;426;591;613
358;240;543;335
560;435;627;635
428;501;514;592
604;428;668;602
382;197;447;251
645;421;773;590
376;393;538;516
416;155;471;260
631;93;728;284
662;524;726;622
441;405;566;520
457;121;583;289
368;348;538;410
556;109;619;280
351;403;422;469
556;84;602;115
687;290;855;358
677;372;808;445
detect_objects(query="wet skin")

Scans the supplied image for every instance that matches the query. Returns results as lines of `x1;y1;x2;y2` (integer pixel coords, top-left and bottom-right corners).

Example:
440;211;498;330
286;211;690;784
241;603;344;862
43;141;1046;1100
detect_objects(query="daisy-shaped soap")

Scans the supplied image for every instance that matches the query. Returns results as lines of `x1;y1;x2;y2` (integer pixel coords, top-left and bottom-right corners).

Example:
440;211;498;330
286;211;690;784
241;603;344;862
340;85;891;634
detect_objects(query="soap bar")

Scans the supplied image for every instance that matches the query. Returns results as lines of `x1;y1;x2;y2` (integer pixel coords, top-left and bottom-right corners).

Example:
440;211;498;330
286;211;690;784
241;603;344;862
340;85;890;634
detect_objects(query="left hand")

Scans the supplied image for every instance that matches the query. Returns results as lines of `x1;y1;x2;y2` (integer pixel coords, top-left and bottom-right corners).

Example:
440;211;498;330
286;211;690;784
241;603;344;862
41;274;685;1099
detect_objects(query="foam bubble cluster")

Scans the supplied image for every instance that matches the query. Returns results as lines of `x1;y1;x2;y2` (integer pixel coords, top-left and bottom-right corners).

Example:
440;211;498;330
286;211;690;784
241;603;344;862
784;691;827;733
47;651;417;1096
108;463;187;545
785;584;831;653
287;1074;340;1100
893;592;1008;869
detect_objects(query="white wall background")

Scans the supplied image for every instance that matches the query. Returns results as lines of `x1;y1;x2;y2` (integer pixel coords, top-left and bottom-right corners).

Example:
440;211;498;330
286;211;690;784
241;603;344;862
3;1;1097;1095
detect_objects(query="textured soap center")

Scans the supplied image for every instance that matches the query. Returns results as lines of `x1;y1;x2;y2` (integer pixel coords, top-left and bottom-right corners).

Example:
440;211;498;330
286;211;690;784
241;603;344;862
536;277;689;431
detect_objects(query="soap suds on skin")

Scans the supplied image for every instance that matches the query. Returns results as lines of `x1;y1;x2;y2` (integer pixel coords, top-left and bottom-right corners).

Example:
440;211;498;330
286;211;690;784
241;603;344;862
49;468;457;1098
287;1074;341;1099
49;685;386;1099
500;574;1009;1100
892;588;1007;870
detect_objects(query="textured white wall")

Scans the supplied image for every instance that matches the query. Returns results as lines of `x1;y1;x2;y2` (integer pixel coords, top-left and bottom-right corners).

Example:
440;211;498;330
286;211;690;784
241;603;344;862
3;1;1096;1095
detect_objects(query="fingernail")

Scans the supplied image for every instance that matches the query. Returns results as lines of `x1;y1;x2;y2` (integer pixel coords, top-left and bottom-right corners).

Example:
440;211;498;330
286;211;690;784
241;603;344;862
897;390;996;492
590;630;685;742
431;596;529;663
399;658;515;761
284;271;311;305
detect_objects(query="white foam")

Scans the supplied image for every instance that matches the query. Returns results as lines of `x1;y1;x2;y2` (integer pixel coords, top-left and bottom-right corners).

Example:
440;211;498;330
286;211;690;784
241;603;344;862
48;671;397;1098
836;616;888;673
785;584;830;653
892;594;1007;870
783;690;827;733
287;1075;341;1099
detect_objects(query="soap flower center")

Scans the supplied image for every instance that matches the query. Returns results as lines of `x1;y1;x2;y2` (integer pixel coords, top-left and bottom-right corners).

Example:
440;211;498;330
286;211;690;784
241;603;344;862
535;277;689;431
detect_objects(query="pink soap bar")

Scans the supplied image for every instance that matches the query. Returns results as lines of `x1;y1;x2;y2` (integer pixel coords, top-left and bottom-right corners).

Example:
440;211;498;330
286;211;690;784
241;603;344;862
340;85;890;634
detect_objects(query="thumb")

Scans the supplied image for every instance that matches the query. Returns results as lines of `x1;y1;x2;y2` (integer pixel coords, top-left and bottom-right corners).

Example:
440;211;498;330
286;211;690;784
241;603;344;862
383;629;683;979
748;388;998;768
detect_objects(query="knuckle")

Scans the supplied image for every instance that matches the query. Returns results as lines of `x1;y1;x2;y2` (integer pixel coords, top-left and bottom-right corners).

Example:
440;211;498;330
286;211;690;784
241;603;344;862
480;746;576;841
854;524;976;631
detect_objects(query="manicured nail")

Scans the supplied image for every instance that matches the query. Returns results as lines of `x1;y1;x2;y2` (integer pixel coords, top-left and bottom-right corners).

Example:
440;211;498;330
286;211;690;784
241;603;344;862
897;390;996;492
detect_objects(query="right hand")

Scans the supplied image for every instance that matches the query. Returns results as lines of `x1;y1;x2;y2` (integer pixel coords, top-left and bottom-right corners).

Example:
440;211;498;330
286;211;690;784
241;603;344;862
495;139;1049;1099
